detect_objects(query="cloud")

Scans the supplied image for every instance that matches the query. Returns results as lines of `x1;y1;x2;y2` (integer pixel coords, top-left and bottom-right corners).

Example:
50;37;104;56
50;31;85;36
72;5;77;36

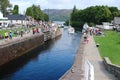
9;0;120;14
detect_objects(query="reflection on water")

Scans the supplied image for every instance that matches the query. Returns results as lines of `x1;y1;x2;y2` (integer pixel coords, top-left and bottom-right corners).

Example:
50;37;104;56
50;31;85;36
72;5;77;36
0;28;82;80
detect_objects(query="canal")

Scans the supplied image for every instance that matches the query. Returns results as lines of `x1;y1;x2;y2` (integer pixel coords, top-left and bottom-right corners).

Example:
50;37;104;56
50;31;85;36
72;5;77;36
0;28;82;80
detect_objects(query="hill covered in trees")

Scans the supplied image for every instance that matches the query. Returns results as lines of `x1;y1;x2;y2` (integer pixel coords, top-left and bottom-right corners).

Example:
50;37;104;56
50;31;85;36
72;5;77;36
43;9;72;21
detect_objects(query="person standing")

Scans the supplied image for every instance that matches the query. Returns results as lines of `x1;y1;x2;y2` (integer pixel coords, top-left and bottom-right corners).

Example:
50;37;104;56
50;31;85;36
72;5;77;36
32;28;35;35
36;27;39;33
9;31;13;39
5;32;8;39
20;30;23;37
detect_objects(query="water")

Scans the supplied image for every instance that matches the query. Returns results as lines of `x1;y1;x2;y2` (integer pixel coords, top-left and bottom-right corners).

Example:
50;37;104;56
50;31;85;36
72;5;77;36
0;28;82;80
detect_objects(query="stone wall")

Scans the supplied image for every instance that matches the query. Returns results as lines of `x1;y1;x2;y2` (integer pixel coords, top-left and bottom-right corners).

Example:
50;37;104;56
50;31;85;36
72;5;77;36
103;57;120;79
51;28;62;39
0;34;44;66
0;28;62;67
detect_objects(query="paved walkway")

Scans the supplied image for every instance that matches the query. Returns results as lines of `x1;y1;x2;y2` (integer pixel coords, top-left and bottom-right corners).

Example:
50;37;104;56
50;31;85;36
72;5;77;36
84;35;118;80
60;35;118;80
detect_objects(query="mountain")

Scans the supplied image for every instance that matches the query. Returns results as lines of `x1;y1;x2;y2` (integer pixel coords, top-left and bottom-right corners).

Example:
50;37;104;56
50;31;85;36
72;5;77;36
43;9;72;21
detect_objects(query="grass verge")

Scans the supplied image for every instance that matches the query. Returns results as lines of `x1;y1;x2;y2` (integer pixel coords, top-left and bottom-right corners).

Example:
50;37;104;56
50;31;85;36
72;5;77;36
94;30;120;66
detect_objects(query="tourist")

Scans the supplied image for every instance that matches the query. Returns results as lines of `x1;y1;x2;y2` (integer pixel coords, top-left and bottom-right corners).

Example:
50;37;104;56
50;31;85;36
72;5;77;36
86;36;89;44
5;32;8;39
20;30;23;37
36;27;39;33
32;28;35;35
83;32;87;42
9;31;13;39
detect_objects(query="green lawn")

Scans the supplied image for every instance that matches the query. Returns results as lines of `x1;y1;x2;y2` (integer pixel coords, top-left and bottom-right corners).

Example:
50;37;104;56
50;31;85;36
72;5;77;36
94;30;120;66
0;26;41;38
0;28;22;37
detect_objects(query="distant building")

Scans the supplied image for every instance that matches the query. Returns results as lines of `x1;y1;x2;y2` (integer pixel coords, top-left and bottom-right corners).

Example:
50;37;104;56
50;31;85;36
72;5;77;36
0;12;9;28
6;14;28;25
102;22;114;30
113;17;120;26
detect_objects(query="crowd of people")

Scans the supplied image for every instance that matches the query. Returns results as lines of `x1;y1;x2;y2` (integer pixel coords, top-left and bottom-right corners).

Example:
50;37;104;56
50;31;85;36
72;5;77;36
0;21;59;42
82;26;104;44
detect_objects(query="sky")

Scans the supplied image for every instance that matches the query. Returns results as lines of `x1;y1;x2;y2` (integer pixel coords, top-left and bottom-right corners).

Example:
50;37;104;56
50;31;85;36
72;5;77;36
10;0;120;14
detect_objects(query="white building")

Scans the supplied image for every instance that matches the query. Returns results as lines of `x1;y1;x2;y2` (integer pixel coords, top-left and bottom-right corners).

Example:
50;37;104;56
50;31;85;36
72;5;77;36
102;22;113;29
0;12;9;28
114;17;120;26
7;14;28;26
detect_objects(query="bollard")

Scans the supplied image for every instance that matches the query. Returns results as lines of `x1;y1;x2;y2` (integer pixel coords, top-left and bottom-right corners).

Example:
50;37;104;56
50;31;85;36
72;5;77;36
96;43;100;47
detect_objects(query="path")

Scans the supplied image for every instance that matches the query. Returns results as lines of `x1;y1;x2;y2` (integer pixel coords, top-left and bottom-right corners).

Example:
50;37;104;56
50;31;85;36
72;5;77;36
60;35;118;80
84;35;117;80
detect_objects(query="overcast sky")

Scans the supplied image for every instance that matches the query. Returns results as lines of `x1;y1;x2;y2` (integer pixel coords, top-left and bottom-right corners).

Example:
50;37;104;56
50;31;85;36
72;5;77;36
10;0;120;14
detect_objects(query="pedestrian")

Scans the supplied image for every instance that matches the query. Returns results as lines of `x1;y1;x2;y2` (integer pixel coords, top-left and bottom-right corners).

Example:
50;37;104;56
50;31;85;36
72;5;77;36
20;30;23;37
86;36;89;44
9;31;13;39
5;31;8;39
36;27;39;33
83;32;87;42
32;28;35;35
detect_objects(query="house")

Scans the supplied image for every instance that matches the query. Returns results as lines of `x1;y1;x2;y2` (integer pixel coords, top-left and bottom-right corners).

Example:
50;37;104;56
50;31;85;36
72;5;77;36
6;14;28;26
113;17;120;26
0;12;9;28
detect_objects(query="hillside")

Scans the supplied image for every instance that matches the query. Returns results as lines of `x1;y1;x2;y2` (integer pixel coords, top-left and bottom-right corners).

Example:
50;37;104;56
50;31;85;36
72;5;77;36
43;9;72;21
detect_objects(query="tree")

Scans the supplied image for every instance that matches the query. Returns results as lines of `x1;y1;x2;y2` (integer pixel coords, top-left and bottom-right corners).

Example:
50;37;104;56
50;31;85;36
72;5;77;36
44;13;49;21
71;5;78;22
70;5;118;31
26;5;49;21
109;7;120;18
0;0;12;16
26;7;34;17
12;5;19;14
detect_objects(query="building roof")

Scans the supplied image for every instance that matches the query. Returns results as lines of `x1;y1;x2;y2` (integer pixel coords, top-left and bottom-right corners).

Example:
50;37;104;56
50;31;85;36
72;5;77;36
7;14;27;20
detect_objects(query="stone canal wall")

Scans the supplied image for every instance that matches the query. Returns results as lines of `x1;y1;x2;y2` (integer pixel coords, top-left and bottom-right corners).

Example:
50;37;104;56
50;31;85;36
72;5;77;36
0;28;62;67
51;28;62;39
0;34;44;66
103;57;120;79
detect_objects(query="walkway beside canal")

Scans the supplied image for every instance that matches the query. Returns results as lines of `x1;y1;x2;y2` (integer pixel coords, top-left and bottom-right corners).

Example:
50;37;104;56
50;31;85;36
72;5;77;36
60;35;118;80
84;35;117;80
59;36;85;80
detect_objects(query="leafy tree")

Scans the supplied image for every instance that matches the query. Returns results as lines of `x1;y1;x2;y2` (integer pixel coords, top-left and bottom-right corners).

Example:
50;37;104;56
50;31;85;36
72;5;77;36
109;7;120;18
26;5;49;21
12;5;19;14
0;0;12;16
44;13;49;21
71;5;78;22
26;7;34;17
70;5;120;31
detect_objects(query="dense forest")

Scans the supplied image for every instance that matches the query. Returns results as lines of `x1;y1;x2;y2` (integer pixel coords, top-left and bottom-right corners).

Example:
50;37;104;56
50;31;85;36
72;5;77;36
69;6;120;31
